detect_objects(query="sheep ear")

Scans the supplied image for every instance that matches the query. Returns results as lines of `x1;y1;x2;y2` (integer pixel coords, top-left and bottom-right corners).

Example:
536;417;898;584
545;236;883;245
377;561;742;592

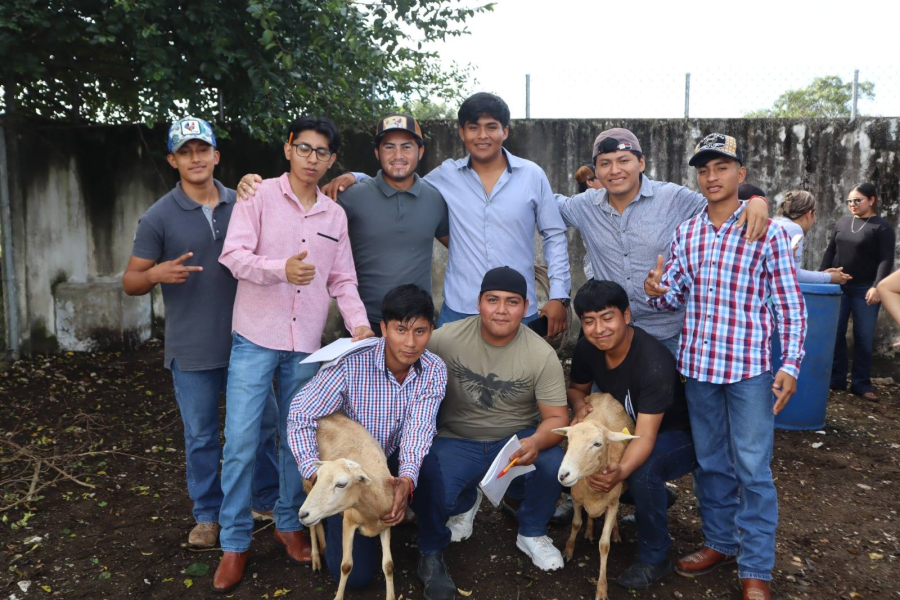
552;427;570;437
312;460;325;467
356;472;372;485
342;459;361;469
607;432;640;443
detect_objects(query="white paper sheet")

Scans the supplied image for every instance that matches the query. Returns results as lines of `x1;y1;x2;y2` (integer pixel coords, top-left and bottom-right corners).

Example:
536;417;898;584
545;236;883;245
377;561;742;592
300;337;379;368
478;436;536;507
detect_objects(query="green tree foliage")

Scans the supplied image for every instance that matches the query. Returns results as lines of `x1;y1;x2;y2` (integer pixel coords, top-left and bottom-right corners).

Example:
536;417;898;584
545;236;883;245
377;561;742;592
402;97;457;120
745;75;875;118
0;0;492;139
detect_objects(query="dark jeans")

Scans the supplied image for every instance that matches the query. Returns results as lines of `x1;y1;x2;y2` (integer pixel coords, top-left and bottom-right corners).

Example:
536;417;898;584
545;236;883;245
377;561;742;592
619;429;697;565
324;451;445;589
831;283;881;394
416;428;564;555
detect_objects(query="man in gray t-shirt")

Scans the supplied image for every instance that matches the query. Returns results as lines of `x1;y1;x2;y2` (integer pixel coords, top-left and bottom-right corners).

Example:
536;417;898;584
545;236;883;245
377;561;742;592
338;115;449;329
122;117;278;549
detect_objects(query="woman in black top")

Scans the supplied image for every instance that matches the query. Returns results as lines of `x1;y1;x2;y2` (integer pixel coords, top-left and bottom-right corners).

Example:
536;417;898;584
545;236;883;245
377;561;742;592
820;182;896;400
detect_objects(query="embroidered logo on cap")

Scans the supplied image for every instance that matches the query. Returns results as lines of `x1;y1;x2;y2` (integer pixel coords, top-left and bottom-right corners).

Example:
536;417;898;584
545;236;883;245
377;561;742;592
180;120;200;135
382;116;408;131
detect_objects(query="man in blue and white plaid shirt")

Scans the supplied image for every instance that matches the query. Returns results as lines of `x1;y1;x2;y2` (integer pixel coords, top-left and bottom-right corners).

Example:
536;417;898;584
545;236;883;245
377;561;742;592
287;284;447;592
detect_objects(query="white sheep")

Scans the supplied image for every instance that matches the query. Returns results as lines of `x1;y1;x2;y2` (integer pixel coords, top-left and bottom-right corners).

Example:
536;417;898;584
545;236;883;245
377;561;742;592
553;392;638;600
298;412;395;600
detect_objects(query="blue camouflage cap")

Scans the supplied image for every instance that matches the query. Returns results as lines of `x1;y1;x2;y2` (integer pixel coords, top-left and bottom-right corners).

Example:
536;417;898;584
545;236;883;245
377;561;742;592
167;117;217;153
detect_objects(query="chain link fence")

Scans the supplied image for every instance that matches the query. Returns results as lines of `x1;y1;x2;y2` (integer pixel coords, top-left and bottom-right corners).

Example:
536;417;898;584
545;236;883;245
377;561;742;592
507;66;899;120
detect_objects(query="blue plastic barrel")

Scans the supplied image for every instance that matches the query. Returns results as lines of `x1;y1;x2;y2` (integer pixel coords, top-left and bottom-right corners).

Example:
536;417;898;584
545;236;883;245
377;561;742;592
771;283;842;430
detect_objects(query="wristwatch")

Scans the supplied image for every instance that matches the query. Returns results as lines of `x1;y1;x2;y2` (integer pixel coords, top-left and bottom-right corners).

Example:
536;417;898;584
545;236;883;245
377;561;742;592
552;298;571;308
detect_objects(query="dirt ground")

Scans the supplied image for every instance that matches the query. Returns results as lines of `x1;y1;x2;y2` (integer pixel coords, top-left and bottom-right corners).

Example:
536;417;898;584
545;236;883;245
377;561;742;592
1;343;898;600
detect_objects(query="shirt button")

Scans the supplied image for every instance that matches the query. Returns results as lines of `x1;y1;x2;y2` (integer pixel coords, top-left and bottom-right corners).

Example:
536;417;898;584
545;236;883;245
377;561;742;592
293;318;297;322
624;253;628;257
215;229;220;234
302;239;306;242
297;290;301;293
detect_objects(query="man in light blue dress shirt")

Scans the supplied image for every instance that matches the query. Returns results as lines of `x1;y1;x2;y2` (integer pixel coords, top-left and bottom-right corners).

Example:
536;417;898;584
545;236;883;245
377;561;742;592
323;93;572;337
555;128;770;355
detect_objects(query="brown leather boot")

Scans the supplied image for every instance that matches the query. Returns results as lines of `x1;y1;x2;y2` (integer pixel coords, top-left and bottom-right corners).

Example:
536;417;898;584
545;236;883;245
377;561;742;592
212;551;249;593
742;578;771;600
674;547;736;577
273;529;312;565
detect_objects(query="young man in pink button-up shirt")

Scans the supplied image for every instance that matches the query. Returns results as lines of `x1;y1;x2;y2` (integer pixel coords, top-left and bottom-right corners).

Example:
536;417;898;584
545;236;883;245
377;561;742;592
213;116;374;593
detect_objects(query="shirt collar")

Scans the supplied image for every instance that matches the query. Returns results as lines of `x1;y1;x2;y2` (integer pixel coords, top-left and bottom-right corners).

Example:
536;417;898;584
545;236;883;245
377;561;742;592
172;179;232;211
374;170;423;198
462;147;516;173
700;201;746;227
278;172;330;216
592;174;655;207
373;337;423;382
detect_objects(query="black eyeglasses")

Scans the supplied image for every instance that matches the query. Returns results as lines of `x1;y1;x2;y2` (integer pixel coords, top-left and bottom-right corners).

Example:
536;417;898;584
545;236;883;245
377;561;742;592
292;143;333;161
846;197;868;205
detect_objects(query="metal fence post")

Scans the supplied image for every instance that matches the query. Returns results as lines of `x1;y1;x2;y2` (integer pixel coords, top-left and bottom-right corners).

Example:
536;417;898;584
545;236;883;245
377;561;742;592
525;74;531;119
850;69;859;122
684;73;691;119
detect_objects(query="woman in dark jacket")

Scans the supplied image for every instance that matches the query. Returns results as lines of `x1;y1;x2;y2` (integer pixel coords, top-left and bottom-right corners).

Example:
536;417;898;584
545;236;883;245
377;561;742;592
821;182;896;401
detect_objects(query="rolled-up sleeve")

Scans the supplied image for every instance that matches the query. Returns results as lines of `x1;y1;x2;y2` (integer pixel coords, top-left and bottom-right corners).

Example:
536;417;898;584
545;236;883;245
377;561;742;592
219;197;289;284
286;364;348;480
397;361;447;487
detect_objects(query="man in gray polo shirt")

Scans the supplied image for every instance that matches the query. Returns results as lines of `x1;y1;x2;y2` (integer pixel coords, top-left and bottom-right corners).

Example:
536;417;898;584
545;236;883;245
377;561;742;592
338;113;449;332
122;117;278;549
555;128;771;355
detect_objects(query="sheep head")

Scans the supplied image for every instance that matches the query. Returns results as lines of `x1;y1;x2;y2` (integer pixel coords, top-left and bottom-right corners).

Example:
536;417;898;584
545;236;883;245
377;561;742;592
298;458;372;526
553;423;639;487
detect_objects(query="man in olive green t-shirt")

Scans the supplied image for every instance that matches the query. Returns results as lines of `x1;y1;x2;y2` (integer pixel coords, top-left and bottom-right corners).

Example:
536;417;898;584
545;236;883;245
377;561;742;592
414;267;568;600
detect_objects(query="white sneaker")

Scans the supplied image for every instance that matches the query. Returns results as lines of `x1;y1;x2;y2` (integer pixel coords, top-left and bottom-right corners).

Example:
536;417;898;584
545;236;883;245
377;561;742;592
446;488;482;542
516;534;564;571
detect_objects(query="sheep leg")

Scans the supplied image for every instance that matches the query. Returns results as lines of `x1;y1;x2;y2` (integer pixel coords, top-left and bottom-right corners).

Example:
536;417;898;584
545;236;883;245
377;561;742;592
380;527;395;600
612;519;621;543
316;520;327;551
309;523;323;572
585;515;595;541
334;520;358;600
563;501;583;561
594;501;619;600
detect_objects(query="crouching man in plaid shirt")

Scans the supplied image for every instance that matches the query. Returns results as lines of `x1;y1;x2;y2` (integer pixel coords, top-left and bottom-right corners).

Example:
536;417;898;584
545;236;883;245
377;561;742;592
644;134;806;600
287;284;447;591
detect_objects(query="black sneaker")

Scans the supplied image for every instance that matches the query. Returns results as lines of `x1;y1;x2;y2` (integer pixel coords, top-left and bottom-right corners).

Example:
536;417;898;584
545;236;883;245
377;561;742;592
418;552;456;600
616;558;674;589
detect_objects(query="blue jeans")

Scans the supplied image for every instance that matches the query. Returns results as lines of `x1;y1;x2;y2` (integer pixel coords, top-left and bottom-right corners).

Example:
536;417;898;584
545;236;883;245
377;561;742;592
831;283;880;394
170;361;279;523
685;372;777;581
416;428;563;554
619;429;696;565
219;333;319;552
437;303;539;328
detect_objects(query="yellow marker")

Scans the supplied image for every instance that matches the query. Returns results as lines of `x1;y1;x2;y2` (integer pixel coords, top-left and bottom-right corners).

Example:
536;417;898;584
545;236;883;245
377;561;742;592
621;427;631;436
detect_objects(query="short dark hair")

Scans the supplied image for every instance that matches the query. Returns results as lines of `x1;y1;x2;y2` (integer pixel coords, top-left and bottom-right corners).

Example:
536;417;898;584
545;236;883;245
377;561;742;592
573;280;629;318
457;92;510;129
382;284;436;326
287;116;341;153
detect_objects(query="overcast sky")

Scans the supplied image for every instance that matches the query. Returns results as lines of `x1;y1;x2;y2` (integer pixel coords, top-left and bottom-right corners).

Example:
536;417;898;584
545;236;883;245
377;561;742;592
429;0;900;118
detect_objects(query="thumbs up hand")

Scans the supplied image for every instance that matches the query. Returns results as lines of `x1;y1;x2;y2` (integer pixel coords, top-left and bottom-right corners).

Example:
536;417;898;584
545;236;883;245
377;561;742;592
286;250;316;285
644;254;670;298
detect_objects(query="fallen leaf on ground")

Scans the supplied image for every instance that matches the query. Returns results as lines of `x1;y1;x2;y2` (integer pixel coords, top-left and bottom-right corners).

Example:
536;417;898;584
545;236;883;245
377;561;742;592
183;578;193;589
273;589;291;597
458;589;473;596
